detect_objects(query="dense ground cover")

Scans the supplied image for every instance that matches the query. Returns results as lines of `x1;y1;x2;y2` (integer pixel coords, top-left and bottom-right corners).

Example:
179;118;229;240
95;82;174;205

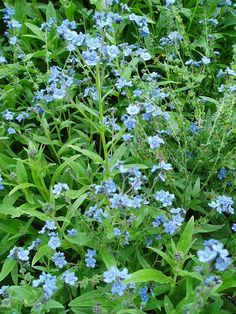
0;0;236;313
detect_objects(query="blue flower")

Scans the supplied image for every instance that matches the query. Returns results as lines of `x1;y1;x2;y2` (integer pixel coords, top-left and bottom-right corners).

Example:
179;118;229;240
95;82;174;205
155;190;175;207
204;276;222;287
62;271;78;286
202;56;211;65
82;50;100;66
151;161;172;172
32;272;57;300
123;116;136;131
103;266;119;283
103;266;130;296
111;281;127;296
28;238;41;251
133;89;142;97
3;6;15;22
139;286;149;302
152;215;165;227
115;77;133;90
0;175;4;191
67;229;78;236
231;223;236;232
9;36;18;45
16;112;29;123
48;233;61;250
197;246;217;262
7;127;16;134
148;135;164;149
52;183;69;196
215;257;231;271
0;56;7;63
8;246;29;261
209;195;234;214
2;109;14;120
52;252;67;269
218;168;227;180
104;179;116;193
39;221;57;234
0;285;9;297
126;104;140;115
136;48;151;61
113;228;121;236
197;239;231;271
122;133;133;142
189;123;201;134
85;249;96;268
166;0;176;7
104;45;120;59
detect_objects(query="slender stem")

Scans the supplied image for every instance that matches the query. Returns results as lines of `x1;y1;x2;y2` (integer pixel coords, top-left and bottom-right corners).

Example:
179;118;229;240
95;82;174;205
95;65;109;179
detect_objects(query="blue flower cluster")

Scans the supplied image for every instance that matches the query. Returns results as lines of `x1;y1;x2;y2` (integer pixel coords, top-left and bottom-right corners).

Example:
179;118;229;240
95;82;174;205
197;239;231;271
148;135;164;149
151;161;172;181
3;6;21;29
85;249;96;268
52;182;69;196
139;286;149;302
160;31;183;46
8;238;41;262
0;175;4;190
128;14;150;37
35;66;74;102
218;168;227;180
109;193;143;209
152;208;186;235
61;271;78;286
103;266;131;296
52;252;67;269
208;195;234;214
32;272;57;300
93;11;122;32
86;205;108;223
155;190;175;207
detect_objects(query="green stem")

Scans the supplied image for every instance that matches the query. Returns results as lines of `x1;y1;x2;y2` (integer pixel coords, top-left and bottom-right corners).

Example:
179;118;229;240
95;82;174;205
95;65;109;179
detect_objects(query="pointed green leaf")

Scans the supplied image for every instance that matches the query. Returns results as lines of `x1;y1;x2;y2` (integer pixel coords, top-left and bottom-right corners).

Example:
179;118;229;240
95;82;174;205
0;259;17;281
124;269;172;284
177;216;194;254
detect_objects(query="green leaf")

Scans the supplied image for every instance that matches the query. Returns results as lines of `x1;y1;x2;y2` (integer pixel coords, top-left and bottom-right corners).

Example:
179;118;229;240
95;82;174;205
64;3;76;20
64;233;97;249
194;223;224;234
16;159;28;183
137;251;152;269
8;286;40;305
109;143;127;167
25;22;45;41
0;204;21;218
192;178;200;198
71;193;88;211
44;300;64;310
148;247;174;267
46;1;57;21
177;216;194;254
9;183;36;196
68;145;103;164
100;248;116;268
32;244;53;266
177;270;202;281
0;259;17;281
164;295;175;314
51;154;81;186
217;270;236;292
123;269;172;284
69;288;118;308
